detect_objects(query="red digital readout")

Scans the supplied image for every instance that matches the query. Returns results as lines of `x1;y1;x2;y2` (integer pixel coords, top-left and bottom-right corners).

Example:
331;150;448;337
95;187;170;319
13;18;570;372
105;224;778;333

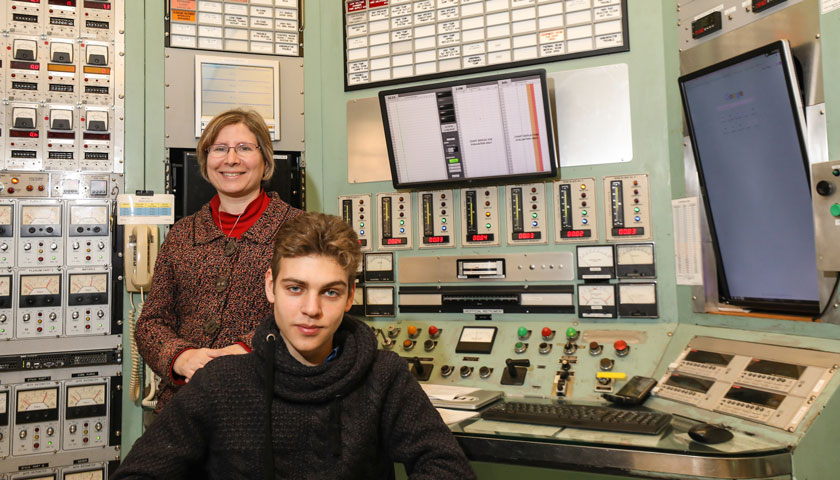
10;61;40;71
83;132;111;141
48;131;76;139
470;234;491;242
10;130;40;138
754;0;767;7
385;238;406;245
514;232;542;240
49;0;76;6
566;231;585;237
19;0;41;3
424;236;445;243
84;0;111;9
561;230;591;238
617;228;638;236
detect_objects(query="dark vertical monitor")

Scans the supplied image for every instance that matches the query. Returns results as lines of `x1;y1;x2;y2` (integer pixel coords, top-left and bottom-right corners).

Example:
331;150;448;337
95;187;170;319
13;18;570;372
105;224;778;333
679;40;819;314
379;69;557;189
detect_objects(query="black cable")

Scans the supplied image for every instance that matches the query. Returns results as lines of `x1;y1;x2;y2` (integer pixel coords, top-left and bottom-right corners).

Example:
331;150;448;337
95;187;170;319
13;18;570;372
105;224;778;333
817;273;840;320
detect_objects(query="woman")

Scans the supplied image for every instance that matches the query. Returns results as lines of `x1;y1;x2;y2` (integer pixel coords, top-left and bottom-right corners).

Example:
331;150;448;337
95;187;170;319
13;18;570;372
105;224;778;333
136;109;302;412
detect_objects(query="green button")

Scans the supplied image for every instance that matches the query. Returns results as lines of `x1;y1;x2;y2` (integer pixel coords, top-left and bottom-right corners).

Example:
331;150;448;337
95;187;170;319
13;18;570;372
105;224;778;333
565;327;578;339
831;204;840;217
517;327;528;337
581;210;587;216
833;169;840;177
532;212;538;218
515;341;524;349
486;223;492;229
359;222;364;228
441;218;447;223
399;220;404;225
449;158;460;163
634;207;640;213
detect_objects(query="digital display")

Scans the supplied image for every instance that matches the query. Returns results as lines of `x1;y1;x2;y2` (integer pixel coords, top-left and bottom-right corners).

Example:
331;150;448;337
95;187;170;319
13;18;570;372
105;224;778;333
468;234;495;242
384;237;407;245
691;11;722;39
10;61;40;70
680;41;818;314
85;85;109;94
561;230;591;238
665;374;714;394
85;0;111;9
745;359;806;380
724;385;785;409
752;0;786;13
358;239;367;246
513;232;541;240
86;20;110;29
83;132;111;141
684;349;734;367
83;66;111;75
48;131;76;139
10;130;40;138
48;64;76;73
613;227;644;236
423;236;450;244
380;70;557;189
50;0;78;6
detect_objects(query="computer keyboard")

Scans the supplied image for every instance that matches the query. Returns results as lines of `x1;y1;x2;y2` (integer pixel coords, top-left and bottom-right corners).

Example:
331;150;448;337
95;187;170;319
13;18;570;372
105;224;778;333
481;401;672;435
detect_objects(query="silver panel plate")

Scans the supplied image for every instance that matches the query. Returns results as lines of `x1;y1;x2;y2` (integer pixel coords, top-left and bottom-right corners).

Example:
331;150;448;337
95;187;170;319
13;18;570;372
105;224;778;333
399;252;574;283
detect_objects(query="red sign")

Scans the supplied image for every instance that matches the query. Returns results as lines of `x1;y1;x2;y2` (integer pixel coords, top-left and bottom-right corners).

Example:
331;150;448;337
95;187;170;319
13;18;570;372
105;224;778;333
346;0;366;12
369;0;388;7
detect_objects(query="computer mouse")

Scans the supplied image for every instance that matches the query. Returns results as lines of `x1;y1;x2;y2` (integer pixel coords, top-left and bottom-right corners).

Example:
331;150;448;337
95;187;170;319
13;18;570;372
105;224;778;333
688;423;734;444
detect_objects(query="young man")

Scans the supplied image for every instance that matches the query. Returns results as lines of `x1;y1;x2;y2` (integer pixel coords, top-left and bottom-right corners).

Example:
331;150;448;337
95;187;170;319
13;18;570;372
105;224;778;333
113;212;476;479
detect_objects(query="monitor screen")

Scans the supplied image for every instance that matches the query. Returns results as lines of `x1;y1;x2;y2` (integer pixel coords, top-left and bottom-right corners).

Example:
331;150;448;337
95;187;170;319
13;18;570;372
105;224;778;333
379;70;557;189
679;40;819;314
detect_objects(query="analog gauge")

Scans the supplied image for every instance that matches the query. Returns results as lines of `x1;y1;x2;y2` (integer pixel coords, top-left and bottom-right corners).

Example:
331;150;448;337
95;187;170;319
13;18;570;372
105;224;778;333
16;388;59;412
365;252;394;272
67;384;106;407
365;287;394;305
0;276;10;297
0;205;11;224
577;245;614;267
65;471;104;480
619;284;656;304
578;285;616;306
21;205;61;225
616;244;654;265
70;205;108;225
352;286;364;306
21;275;61;296
69;273;108;294
23;477;55;480
0;391;7;415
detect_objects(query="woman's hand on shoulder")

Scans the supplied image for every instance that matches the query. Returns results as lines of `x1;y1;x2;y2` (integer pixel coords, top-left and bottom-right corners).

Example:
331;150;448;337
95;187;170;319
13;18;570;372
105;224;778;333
173;345;249;382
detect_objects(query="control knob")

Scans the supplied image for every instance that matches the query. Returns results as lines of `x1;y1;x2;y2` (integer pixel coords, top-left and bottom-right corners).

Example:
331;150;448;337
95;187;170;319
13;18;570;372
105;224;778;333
24;243;32;251
23;313;31;321
72;311;80;319
816;180;835;196
49;312;57;320
0;314;6;323
50;242;58;251
46;427;54;436
0;243;7;251
19;429;27;439
97;241;105;250
69;424;77;434
95;422;103;431
97;309;105;318
73;241;80;250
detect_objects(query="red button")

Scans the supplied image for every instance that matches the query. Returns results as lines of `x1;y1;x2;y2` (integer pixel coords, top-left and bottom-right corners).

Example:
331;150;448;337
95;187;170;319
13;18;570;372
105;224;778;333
614;340;628;352
428;325;439;336
541;327;553;338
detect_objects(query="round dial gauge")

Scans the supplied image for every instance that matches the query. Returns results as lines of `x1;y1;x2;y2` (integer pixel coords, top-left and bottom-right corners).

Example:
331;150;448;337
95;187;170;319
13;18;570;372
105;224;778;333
0;276;10;297
66;472;104;480
619;284;656;304
352;286;364;306
365;287;394;305
67;384;106;407
0;205;12;224
577;246;614;267
0;391;7;415
578;285;616;306
21;205;61;225
70;273;108;294
365;253;393;272
616;244;654;265
70;205;108;225
17;388;58;412
21;275;61;296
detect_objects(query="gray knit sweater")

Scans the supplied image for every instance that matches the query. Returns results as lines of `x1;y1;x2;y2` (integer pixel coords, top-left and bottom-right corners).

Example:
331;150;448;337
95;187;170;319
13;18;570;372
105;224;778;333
113;315;476;479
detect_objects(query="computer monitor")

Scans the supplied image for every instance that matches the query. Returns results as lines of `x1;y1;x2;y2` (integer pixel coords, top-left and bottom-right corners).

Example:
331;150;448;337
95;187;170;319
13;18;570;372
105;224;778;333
194;55;280;140
379;69;557;189
679;40;819;315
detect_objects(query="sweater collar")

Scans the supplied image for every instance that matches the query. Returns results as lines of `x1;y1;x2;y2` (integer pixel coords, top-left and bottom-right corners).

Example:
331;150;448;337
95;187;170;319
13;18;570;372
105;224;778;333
253;315;378;403
194;191;285;245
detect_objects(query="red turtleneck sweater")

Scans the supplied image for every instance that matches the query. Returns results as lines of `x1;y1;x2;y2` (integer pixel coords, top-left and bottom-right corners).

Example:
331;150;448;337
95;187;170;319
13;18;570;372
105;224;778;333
210;190;271;239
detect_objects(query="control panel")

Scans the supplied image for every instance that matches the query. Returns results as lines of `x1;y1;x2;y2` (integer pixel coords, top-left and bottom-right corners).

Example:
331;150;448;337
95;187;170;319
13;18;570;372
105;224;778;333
654;337;840;432
338;194;372;251
460;186;500;247
12;382;61;456
8;0;44;35
0;275;13;340
45;40;79;104
62;379;109;450
46;0;81;38
45;105;79;171
506;183;547;245
603;174;652;242
5;103;43;171
0;387;9;458
80;42;114;106
18;201;63;267
65;269;109;336
417;189;455;248
80;107;113;171
812;161;840;271
554;177;598;243
0;202;16;268
66;201;109;266
376;192;413;250
16;270;63;338
7;37;43;102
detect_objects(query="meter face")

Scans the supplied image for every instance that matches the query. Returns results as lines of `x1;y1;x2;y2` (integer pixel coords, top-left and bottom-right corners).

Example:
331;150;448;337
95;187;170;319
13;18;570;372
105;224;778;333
0;205;12;224
20;275;61;295
578;285;616;306
21;205;61;225
17;388;59;412
619;284;656;304
69;273;108;294
365;253;393;272
365;287;394;305
616;244;654;265
66;384;106;407
0;276;11;297
577;245;614;267
66;471;105;480
70;205;108;225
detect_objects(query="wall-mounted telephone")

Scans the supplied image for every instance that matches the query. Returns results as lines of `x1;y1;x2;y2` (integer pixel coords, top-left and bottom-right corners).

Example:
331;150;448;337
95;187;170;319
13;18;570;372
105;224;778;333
124;225;159;293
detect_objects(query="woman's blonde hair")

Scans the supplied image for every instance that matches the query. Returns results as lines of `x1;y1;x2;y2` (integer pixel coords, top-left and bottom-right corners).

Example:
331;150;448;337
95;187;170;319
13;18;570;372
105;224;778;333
195;109;275;182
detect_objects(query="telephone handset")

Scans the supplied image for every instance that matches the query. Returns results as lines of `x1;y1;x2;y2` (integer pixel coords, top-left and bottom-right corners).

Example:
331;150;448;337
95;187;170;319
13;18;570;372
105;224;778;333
124;225;159;292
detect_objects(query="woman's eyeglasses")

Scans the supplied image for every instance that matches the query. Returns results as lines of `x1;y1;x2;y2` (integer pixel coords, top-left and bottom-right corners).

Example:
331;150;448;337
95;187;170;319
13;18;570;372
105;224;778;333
206;143;260;158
